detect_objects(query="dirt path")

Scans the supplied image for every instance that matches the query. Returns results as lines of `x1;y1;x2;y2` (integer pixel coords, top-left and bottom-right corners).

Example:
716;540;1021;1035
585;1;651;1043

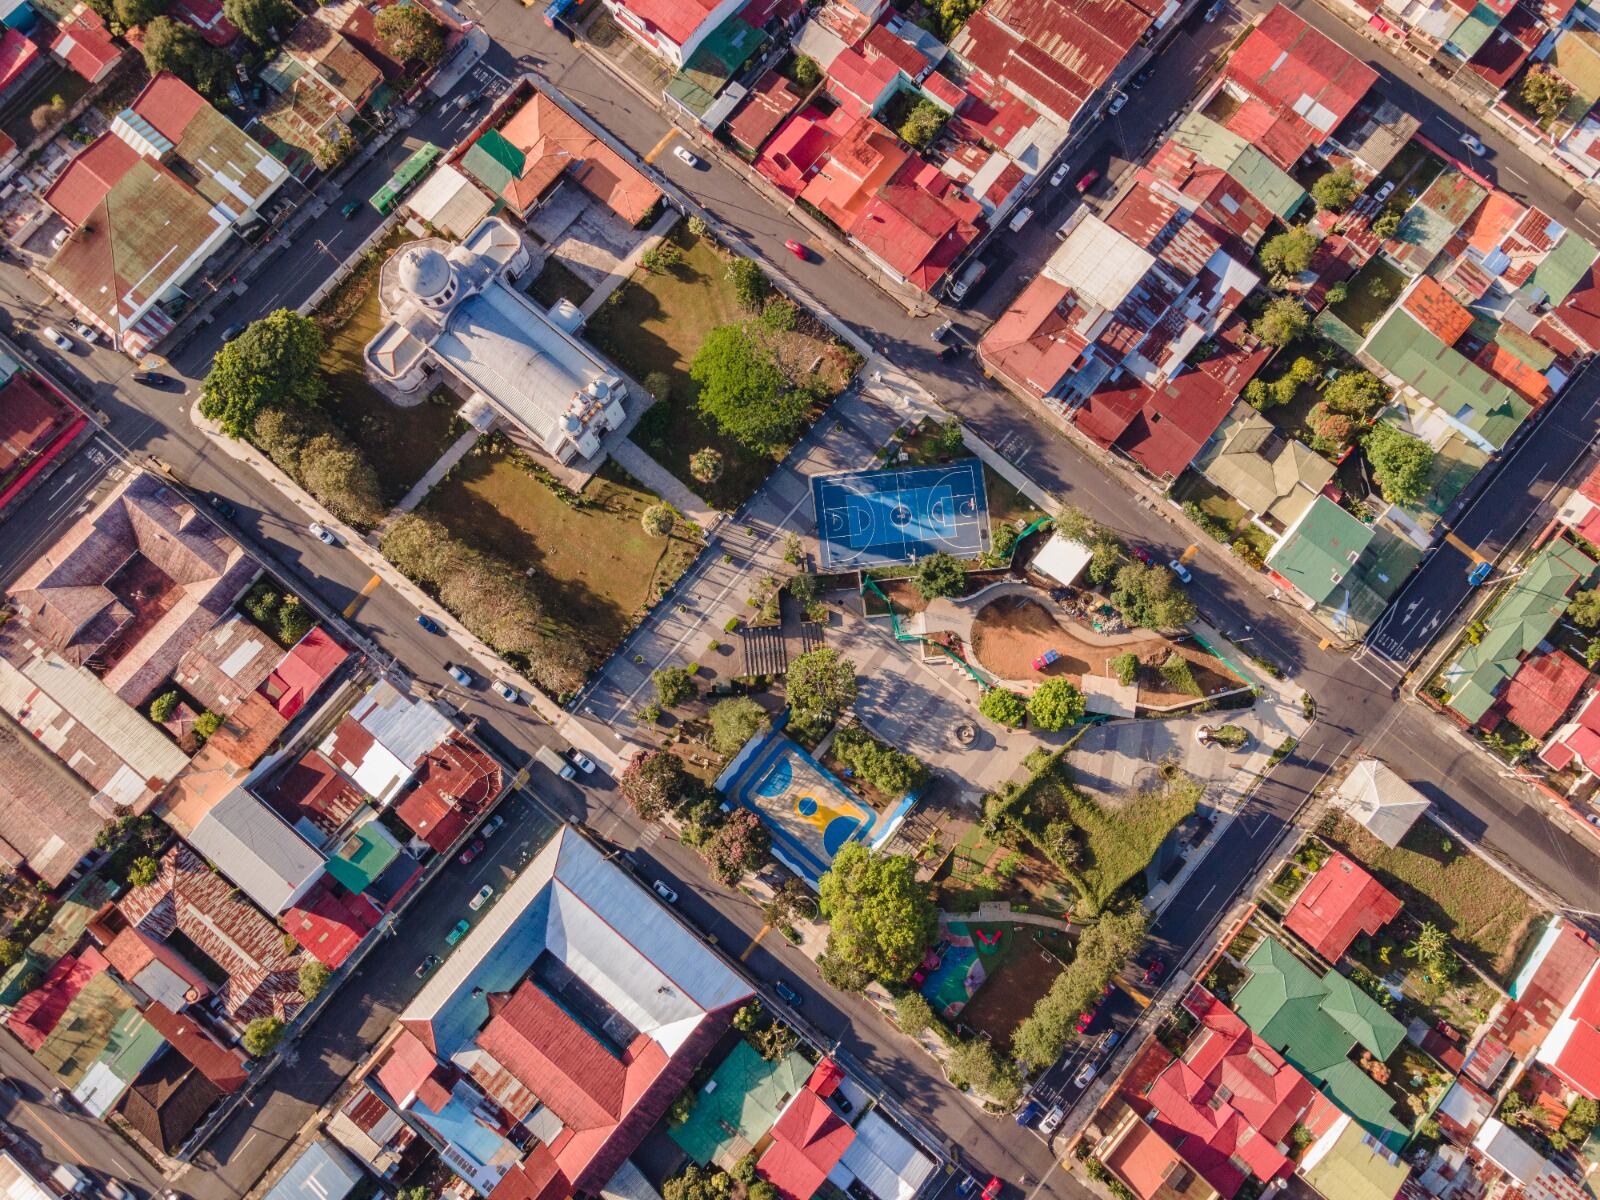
970;595;1171;683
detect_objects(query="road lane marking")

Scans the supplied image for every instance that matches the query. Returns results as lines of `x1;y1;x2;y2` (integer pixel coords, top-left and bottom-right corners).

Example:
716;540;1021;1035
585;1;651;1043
740;924;770;961
643;129;680;164
343;574;382;617
23;1102;89;1164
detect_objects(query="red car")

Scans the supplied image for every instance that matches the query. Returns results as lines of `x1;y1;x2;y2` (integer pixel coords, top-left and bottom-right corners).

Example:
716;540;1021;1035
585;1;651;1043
1142;958;1166;986
1077;169;1100;192
1130;545;1154;564
784;239;809;260
981;1178;1002;1200
1075;1009;1096;1033
458;838;485;865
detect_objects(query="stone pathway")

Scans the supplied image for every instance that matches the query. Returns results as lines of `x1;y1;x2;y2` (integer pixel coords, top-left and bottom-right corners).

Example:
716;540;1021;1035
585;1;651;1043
578;207;678;318
610;437;719;531
390;426;478;516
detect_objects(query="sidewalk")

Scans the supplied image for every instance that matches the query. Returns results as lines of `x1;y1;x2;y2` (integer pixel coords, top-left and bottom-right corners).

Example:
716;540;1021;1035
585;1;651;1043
578;207;679;319
390;426;478;516
609;438;720;530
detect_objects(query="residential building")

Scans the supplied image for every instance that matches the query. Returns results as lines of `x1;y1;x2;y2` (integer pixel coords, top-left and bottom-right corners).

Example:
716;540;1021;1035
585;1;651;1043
1194;403;1335;533
282;19;382;114
756;1061;856;1200
1331;759;1429;847
602;0;744;68
184;786;327;915
50;3;120;83
0;356;88;513
0;712;106;887
263;1139;367;1200
1491;647;1589;739
1440;536;1599;725
1534;956;1600;1099
1554;458;1600;544
1482;918;1598;1073
1542;688;1600;777
1296;1118;1412;1200
40;73;287;354
368;826;753;1200
1283;852;1403;963
365;218;632;472
1231;937;1410;1149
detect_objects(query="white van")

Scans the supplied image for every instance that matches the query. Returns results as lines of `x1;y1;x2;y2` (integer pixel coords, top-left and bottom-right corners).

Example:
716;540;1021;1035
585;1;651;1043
949;260;988;301
1008;206;1035;232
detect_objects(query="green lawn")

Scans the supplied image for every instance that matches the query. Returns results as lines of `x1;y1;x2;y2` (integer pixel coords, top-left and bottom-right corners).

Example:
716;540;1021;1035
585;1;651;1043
585;225;859;509
1331;259;1406;336
1319;813;1544;985
424;449;701;662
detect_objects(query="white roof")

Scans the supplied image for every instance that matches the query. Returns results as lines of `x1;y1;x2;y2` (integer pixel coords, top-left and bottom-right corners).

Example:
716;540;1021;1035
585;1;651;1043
0;1153;52;1200
187;787;325;914
1335;760;1428;847
1031;534;1093;587
1473;1119;1545;1184
1438;1081;1492;1134
1042;213;1153;311
830;1111;935;1200
407;163;495;239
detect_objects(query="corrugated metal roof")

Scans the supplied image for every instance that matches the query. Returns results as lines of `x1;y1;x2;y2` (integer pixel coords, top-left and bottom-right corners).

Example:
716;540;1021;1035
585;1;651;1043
352;681;454;769
263;1139;365;1200
1043;212;1153;309
187;788;325;914
831;1111;935;1200
1528;230;1599;306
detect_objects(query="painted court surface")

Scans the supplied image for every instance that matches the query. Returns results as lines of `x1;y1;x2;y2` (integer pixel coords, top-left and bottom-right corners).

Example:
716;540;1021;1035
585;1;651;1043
739;738;876;883
812;461;990;569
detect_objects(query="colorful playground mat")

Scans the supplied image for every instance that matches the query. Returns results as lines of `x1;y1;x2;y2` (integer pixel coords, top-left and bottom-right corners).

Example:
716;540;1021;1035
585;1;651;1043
919;922;1007;1017
811;460;990;570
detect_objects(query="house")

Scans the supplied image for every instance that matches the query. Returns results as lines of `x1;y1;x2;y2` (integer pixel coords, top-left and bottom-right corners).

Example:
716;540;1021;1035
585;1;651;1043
1296;1117;1412;1200
601;0;744;68
119;1041;227;1154
1555;459;1600;545
139;1002;248;1094
1168;113;1307;220
0;712;107;886
1535;956;1600;1099
1492;648;1589;739
455;81;661;226
1231;937;1409;1150
1194;403;1335;532
405;163;495;240
1264;495;1374;610
1480;918;1599;1077
184;786;327;914
1213;6;1377;170
1542;689;1600;777
282;19;382;115
325;1082;417;1178
40;73;286;354
756;1061;856;1200
364;218;632;471
0;28;38;100
263;1139;367;1200
1283;852;1402;963
171;0;238;45
1440;537;1599;725
372;826;753;1200
829;1111;936;1200
283;881;381;968
97;920;214;1012
50;3;120;83
1331;759;1429;847
0;363;88;513
1097;1113;1221;1200
262;627;349;719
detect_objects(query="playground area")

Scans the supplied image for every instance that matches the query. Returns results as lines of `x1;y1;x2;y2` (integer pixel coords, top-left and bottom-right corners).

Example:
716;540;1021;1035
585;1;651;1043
915;919;1072;1051
813;461;990;569
717;731;910;886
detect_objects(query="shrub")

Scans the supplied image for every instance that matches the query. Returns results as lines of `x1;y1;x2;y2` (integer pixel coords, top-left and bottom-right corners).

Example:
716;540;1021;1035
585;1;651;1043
947;1037;1022;1107
1364;423;1433;506
911;550;967;600
726;257;770;310
791;53;821;87
242;1016;285;1058
1311;166;1360;212
979;688;1026;727
833;726;929;796
149;691;180;723
1252;297;1309;347
643;370;672;403
786;647;857;725
126;856;160;888
640;242;683;274
653;666;697;708
1028;678;1086;731
760;296;798;332
642;502;676;537
1258;227;1319;276
193;711;223;740
1371;209;1402;239
710;696;768;754
895;990;935;1037
298;959;331;1000
1159;652;1200;696
1232;538;1265;570
1110;652;1139;686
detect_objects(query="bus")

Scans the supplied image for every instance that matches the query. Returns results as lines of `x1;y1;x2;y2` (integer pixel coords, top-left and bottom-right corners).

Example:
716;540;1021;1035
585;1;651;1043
369;142;443;214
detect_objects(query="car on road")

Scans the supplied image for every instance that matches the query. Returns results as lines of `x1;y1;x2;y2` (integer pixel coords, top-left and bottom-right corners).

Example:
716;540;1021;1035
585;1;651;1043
415;954;441;978
1106;91;1128;115
774;980;803;1007
481;814;504;838
309;521;338;546
208;495;236;518
132;370;178;388
570;750;597;774
1075;1008;1097;1033
931;320;953;341
50;1086;74;1112
1103;1030;1121;1050
1142;957;1166;985
1039;1104;1066;1135
1074;1063;1097;1088
493;680;521;703
1076;169;1100;192
469;885;494;911
445;919;471;946
1589;812;1600;826
1129;545;1154;564
416;613;443;634
1375;180;1396;204
1467;561;1493;586
41;326;72;352
341;201;363;219
1168;558;1193;584
673;145;699;167
104;1179;138;1200
1459;132;1488;155
1015;1100;1043;1126
784;239;809;260
70;320;100;344
1050;161;1072;187
1204;0;1225;18
981;1177;1003;1200
458;838;486;865
651;879;678;904
1007;206;1035;232
1130;66;1154;89
446;663;474;687
219;322;246;343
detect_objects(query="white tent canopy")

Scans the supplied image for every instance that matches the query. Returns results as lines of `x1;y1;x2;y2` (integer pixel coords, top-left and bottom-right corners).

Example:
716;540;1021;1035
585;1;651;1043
1031;534;1093;588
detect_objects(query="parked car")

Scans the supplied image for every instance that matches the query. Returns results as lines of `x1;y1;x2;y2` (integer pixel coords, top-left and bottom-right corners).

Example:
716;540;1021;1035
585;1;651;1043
1015;1100;1043;1126
1050;161;1072;187
41;326;72;352
1168;558;1193;584
416;613;443;634
1459;132;1488;155
1074;1063;1097;1088
1075;1009;1097;1033
981;1177;1003;1200
651;880;678;904
1106;91;1128;115
1129;544;1154;564
570;750;596;774
340;201;363;219
673;145;699;167
208;495;236;519
415;954;441;978
938;342;966;362
1007;206;1035;232
931;320;953;341
774;980;803;1007
1141;957;1167;985
70;320;100;344
481;814;505;838
219;323;246;343
784;239;809;260
1130;66;1155;89
1039;1105;1066;1135
458;839;485;865
469;885;494;912
1204;0;1225;18
50;1087;74;1112
1076;169;1100;192
309;521;337;546
1467;561;1493;587
1375;180;1396;204
493;680;521;703
446;663;474;687
445;919;471;946
132;370;177;388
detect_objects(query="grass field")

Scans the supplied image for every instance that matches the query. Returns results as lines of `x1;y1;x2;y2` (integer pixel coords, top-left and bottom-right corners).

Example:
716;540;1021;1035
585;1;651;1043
585;225;858;510
425;448;701;662
1319;813;1544;985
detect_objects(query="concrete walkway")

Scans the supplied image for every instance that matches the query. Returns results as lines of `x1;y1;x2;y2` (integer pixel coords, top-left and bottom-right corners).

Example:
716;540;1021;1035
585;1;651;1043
610;437;720;530
579;207;679;319
391;426;478;516
941;904;1070;929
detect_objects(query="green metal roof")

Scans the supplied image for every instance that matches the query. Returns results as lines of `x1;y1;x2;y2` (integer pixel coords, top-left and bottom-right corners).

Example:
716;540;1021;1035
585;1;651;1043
1169;113;1305;218
1320;973;1404;1060
461;129;523;198
669;1041;812;1164
1442;538;1599;722
1446;4;1502;57
1362;309;1529;449
326;820;401;895
98;1008;165;1083
1233;938;1410;1150
1494;322;1558;371
1267;496;1374;607
1528;230;1599;306
668;16;765;117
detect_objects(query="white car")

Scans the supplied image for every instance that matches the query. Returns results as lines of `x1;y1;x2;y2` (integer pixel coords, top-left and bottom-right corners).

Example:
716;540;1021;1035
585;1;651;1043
493;680;521;703
570;750;597;774
1459;132;1487;156
1168;558;1193;585
446;663;474;687
41;326;72;352
1050;161;1071;187
1107;91;1128;115
1039;1105;1066;1135
673;145;699;167
652;880;678;904
469;885;494;911
481;814;505;838
1074;1063;1097;1088
309;521;337;546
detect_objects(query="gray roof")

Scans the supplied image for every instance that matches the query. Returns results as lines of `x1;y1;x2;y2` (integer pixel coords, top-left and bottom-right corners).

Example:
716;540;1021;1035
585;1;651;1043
263;1139;365;1200
187;788;326;914
1335;759;1428;847
352;680;454;768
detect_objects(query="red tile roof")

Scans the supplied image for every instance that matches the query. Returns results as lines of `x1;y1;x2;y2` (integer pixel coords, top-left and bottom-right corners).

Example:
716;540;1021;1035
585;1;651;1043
0;30;38;95
171;0;239;45
852;159;982;289
1115;369;1237;480
1499;649;1588;738
1282;852;1403;963
51;5;122;83
612;0;721;50
141;1001;249;1092
377;1029;445;1106
1487;918;1599;1060
262;627;348;718
976;277;1088;401
284;883;380;967
489;1144;569;1200
828;44;904;114
1401;276;1475;346
757;1089;855;1200
755;106;843;195
728;69;804;153
1544;963;1600;1099
1223;6;1377;169
396;784;467;851
479;981;628;1130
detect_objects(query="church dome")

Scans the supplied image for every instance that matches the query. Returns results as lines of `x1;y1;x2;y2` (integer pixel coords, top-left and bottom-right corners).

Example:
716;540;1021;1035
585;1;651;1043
398;246;453;301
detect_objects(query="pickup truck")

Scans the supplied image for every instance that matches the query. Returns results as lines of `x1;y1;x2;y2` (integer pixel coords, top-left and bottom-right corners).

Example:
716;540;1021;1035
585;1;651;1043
536;745;576;780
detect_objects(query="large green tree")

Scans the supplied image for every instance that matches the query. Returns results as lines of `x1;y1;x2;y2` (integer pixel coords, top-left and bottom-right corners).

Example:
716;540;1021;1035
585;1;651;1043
701;809;770;884
1251;297;1309;347
141;17;226;96
1012;908;1147;1070
619;749;692;820
114;0;167;28
1522;66;1574;123
1110;561;1197;629
785;646;857;725
1323;369;1389;418
375;3;446;65
817;843;937;985
690;324;806;453
1028;678;1086;731
296;433;385;527
200;310;327;438
911;550;967;600
222;0;294;43
710;696;767;754
1311;166;1361;212
1363;423;1433;506
1258;227;1319;276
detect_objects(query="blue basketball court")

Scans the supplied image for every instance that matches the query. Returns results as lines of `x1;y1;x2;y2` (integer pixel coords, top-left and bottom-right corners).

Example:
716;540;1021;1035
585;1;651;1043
812;461;990;570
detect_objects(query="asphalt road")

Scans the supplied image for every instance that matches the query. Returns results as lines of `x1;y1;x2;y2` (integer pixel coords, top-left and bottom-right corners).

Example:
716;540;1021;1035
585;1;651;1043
2;1;1599;1196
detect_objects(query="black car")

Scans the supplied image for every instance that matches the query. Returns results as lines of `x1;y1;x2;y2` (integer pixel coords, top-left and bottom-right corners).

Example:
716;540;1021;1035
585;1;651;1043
219;323;246;343
208;495;236;519
132;370;177;388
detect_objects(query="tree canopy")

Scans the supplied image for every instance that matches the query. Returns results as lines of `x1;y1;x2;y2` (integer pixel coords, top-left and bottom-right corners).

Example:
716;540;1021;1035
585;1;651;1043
1363;422;1433;506
1251;297;1309;348
375;3;445;64
242;1015;285;1057
979;687;1026;727
1310;166;1361;212
200;310;327;438
1258;227;1319;276
1569;588;1600;627
785;647;857;725
710;697;768;754
701;809;770;884
898;98;947;150
1522;66;1575;123
817;843;937;985
1323;369;1389;418
1012;908;1147;1070
222;0;293;44
1110;561;1197;629
910;550;967;600
690;324;806;453
141;17;226;97
620;750;694;820
1028;678;1086;731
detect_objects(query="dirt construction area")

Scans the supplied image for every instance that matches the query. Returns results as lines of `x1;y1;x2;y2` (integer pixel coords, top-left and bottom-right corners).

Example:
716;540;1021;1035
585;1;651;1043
960;926;1073;1052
